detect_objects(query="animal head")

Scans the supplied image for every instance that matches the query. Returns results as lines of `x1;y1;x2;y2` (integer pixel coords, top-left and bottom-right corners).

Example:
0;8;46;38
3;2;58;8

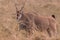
17;11;23;21
15;2;26;21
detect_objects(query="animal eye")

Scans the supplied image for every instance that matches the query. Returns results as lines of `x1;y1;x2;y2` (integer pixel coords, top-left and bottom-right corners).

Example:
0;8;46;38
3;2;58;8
17;11;19;13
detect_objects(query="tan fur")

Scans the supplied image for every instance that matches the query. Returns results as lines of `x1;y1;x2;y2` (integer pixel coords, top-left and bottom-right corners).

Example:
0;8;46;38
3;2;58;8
33;14;57;37
18;13;57;37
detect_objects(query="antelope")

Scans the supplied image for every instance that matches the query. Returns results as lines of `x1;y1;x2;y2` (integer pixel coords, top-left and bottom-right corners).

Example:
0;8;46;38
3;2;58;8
15;3;57;37
15;3;34;36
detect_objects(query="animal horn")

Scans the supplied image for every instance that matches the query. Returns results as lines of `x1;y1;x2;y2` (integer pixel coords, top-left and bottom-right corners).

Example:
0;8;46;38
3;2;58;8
19;1;26;14
15;3;19;13
14;0;27;13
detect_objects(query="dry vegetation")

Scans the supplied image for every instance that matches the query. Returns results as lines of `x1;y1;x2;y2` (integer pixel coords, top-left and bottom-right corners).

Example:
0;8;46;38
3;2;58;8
0;0;60;40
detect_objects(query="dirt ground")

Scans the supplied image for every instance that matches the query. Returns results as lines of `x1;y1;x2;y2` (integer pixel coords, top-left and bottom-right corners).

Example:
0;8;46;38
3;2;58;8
0;0;60;40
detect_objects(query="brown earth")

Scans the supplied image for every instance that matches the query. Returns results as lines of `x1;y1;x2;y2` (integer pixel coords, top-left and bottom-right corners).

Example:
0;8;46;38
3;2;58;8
0;0;60;40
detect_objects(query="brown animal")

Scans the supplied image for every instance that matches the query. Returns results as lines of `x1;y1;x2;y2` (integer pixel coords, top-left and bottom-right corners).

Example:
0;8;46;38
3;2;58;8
17;12;57;36
15;4;57;37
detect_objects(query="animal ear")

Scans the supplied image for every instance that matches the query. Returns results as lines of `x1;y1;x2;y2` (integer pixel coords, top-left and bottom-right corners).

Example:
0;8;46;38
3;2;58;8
52;15;55;19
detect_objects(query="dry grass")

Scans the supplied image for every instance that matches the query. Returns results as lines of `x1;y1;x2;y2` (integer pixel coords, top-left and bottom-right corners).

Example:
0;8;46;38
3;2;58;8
0;0;60;40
